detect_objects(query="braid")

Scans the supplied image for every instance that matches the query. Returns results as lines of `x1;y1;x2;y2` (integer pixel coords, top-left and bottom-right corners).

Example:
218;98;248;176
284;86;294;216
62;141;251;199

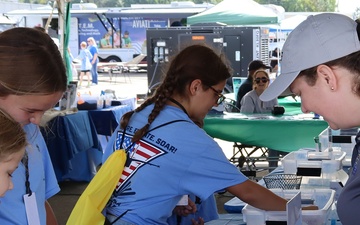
132;67;178;142
120;94;158;131
120;111;134;130
131;96;157;142
135;97;155;113
132;123;150;142
131;94;165;142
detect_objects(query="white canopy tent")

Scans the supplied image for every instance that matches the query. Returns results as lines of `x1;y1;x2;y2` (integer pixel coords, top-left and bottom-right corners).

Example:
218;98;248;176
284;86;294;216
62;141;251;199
0;15;16;32
277;15;308;31
268;15;308;52
0;15;15;24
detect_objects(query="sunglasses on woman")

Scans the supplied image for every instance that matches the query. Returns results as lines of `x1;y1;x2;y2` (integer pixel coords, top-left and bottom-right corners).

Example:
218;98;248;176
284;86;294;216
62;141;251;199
255;77;269;84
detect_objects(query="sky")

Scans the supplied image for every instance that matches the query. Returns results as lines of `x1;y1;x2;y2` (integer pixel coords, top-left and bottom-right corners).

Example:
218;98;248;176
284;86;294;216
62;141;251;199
337;0;360;14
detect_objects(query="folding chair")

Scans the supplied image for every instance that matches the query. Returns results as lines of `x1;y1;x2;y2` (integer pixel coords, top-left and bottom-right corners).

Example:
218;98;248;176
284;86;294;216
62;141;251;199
230;142;268;168
109;65;131;84
223;98;240;113
231;142;284;174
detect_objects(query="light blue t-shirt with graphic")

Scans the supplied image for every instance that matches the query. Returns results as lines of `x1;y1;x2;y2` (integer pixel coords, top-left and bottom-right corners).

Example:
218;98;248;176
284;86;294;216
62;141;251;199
0;124;60;225
103;104;247;225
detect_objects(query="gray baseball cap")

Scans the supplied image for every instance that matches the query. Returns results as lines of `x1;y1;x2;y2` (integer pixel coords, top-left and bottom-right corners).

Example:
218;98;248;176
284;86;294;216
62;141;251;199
260;13;360;101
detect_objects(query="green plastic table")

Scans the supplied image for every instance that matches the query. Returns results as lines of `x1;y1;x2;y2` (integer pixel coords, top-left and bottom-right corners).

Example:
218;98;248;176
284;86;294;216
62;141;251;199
204;113;328;153
277;96;302;115
225;93;302;115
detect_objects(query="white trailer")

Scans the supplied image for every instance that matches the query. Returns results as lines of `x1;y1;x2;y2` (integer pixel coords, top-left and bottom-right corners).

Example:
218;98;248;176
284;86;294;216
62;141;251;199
5;7;136;63
5;2;213;64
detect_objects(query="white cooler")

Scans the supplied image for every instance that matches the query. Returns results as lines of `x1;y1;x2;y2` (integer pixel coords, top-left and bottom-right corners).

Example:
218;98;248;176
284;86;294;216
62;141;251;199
242;189;335;225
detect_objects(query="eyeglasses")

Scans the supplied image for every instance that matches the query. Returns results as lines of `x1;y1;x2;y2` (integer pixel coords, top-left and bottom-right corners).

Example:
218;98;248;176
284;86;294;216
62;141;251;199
255;77;269;84
206;85;226;105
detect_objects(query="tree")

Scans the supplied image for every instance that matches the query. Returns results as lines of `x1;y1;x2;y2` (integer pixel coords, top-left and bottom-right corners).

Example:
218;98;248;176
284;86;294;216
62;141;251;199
98;0;122;7
193;0;222;4
354;7;360;20
256;0;336;12
122;0;174;7
31;0;48;4
23;0;338;11
67;0;122;7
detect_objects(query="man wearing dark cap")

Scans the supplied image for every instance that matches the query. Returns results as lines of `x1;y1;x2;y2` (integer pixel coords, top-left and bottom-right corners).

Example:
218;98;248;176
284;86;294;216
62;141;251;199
235;60;271;109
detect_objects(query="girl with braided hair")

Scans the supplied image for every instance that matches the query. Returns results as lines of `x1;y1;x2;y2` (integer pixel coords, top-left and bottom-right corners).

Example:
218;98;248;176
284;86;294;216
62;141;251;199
102;44;301;225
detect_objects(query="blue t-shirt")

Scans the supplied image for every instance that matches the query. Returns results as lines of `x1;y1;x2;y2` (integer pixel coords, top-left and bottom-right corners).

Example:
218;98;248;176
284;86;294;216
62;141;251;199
337;132;360;225
103;104;247;224
88;45;99;62
79;48;92;71
0;124;60;225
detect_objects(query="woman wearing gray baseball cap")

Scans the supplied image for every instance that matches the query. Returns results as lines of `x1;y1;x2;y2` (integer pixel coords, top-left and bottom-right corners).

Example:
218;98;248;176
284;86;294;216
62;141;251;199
260;13;360;225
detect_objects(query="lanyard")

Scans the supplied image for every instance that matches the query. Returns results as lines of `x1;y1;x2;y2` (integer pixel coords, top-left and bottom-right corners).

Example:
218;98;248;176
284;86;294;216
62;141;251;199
22;151;32;196
169;98;189;116
22;149;40;225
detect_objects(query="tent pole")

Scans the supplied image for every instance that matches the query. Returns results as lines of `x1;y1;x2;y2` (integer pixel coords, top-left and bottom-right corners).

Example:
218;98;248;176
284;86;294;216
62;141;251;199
57;0;64;59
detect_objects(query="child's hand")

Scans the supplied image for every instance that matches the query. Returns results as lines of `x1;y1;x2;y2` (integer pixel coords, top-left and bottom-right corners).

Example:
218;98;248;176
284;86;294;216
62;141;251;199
173;198;197;216
191;217;204;225
302;205;318;210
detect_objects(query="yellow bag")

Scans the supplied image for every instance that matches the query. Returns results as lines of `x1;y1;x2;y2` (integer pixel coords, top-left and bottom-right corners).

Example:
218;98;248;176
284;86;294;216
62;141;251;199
66;120;187;225
66;150;126;225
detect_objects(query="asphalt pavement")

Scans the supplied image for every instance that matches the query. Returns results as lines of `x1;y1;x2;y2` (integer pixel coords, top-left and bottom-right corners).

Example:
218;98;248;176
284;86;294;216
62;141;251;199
74;71;149;104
